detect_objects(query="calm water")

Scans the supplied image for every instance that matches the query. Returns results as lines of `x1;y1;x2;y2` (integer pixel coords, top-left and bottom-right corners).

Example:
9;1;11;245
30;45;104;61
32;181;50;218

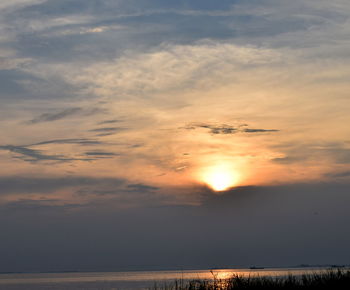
0;268;332;289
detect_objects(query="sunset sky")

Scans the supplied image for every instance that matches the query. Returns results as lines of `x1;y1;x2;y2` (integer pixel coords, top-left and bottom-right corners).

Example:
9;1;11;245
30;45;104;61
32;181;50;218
1;0;350;272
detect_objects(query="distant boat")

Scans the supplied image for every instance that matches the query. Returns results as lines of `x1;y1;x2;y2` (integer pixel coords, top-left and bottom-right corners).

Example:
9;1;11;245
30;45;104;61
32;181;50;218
249;266;265;269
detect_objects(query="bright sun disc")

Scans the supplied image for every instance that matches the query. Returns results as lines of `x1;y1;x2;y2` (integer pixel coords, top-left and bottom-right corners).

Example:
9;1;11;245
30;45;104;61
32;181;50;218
200;164;239;192
206;171;233;191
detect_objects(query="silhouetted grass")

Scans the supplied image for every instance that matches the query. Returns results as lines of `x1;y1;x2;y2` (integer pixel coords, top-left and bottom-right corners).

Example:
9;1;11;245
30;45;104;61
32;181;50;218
151;269;350;289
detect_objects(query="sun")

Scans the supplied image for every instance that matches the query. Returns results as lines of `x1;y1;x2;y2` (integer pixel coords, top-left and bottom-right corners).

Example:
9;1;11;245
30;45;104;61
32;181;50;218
199;164;240;192
205;171;233;191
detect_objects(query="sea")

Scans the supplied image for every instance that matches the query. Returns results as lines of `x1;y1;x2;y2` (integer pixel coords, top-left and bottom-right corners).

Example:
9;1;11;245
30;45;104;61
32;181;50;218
0;267;334;290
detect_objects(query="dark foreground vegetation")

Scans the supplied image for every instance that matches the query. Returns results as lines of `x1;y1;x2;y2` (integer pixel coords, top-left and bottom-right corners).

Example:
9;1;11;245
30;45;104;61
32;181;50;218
152;269;350;289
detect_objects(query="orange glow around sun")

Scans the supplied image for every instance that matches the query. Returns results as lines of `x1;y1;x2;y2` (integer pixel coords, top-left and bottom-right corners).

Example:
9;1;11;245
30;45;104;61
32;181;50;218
199;163;240;192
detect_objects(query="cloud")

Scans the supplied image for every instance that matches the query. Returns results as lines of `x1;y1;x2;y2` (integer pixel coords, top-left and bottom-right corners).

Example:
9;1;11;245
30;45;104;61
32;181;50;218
0;68;77;101
184;122;278;135
0;145;72;162
27;107;105;124
76;183;160;200
27;107;82;123
0;0;47;10
89;127;124;132
325;171;350;179
127;183;159;193
201;124;237;135
0;176;177;212
29;138;103;146
0;56;32;70
89;127;126;136
70;42;280;98
0;145;94;162
271;142;350;166
243;128;279;133
98;119;122;125
0;139;127;163
3;199;84;212
272;156;301;164
84;151;119;158
0;176;124;195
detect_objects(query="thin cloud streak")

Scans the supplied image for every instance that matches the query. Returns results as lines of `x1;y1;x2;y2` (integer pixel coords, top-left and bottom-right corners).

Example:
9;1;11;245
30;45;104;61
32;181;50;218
183;122;279;135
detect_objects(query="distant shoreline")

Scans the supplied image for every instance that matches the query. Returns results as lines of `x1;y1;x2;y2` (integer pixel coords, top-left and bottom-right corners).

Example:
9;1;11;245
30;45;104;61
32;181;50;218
1;265;348;275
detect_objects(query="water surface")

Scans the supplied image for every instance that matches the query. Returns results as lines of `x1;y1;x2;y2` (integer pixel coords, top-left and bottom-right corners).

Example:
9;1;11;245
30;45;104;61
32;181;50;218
0;267;332;289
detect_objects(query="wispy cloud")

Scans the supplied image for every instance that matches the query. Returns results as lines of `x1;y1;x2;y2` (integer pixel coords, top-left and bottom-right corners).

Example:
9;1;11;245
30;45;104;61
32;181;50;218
84;151;119;158
3;199;84;212
243;128;279;133
0;175;181;211
97;119;122;125
29;138;102;146
184;122;279;135
89;127;124;132
89;127;126;137
325;170;350;179
0;145;74;162
0;144;95;163
65;42;280;100
0;176;124;195
0;0;47;10
27;107;105;124
127;183;159;193
27;107;82;123
271;142;350;165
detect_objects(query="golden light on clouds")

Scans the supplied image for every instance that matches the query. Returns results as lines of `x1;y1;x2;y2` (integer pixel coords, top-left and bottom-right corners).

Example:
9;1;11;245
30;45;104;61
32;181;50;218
199;163;240;192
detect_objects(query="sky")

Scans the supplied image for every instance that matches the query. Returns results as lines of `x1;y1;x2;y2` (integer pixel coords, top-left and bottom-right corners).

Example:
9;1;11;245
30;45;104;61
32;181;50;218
0;0;350;272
